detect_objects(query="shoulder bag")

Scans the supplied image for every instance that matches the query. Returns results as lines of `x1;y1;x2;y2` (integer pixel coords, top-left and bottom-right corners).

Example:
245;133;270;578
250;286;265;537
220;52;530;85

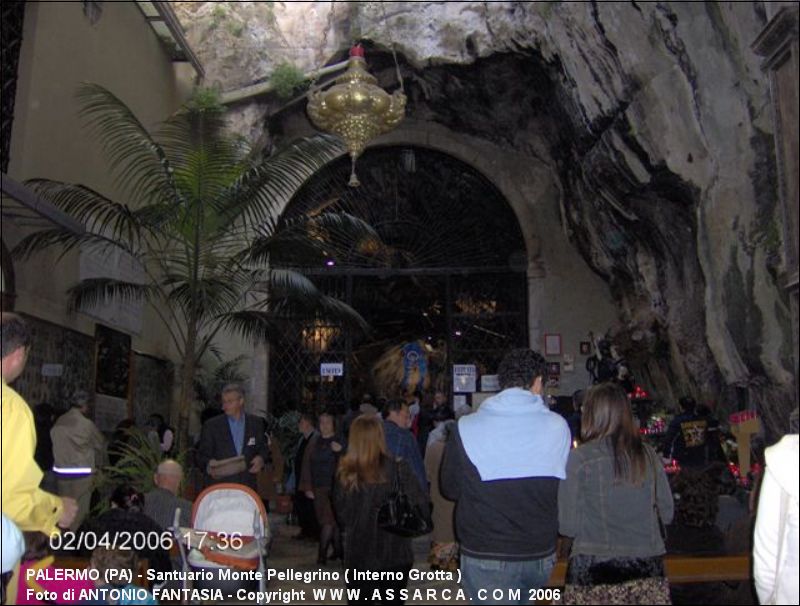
377;458;433;538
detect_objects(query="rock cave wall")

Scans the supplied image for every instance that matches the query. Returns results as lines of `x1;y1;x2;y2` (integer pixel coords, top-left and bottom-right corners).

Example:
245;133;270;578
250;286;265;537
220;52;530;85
173;1;795;435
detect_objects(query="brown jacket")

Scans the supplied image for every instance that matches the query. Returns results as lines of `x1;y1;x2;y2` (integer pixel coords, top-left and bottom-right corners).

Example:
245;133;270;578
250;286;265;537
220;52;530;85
425;438;455;544
298;434;318;493
51;407;106;470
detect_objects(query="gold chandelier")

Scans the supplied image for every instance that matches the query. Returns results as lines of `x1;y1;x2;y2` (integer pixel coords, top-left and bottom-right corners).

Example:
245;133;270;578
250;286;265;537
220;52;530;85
307;45;406;187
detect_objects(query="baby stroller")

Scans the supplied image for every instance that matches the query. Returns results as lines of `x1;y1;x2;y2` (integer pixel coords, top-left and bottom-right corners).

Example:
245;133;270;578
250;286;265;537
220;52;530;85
173;483;269;597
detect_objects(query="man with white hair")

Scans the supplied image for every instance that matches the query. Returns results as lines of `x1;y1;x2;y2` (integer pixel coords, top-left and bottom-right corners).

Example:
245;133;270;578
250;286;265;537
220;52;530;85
144;459;192;529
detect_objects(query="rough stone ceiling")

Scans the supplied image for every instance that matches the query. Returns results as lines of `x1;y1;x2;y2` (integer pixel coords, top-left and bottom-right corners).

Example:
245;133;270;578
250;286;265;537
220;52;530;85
171;1;795;435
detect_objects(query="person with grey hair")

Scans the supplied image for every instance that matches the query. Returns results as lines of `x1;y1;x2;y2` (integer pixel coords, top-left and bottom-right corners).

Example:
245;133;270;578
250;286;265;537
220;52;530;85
196;383;269;490
144;459;192;529
50;389;106;530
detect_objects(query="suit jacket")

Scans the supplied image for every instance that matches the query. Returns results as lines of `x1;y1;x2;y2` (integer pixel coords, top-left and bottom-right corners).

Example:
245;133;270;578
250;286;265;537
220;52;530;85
196;414;269;490
143;487;192;529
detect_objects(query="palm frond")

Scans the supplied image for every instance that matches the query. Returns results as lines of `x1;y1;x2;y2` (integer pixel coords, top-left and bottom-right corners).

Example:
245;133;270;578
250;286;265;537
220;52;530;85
17;84;364;448
20;179;157;249
76;83;177;205
250;211;380;266
218;310;283;344
193;353;249;408
259;268;321;303
12;227;137;262
95;428;187;514
67;278;156;311
224;135;344;230
317;295;370;333
165;274;246;320
256;269;368;333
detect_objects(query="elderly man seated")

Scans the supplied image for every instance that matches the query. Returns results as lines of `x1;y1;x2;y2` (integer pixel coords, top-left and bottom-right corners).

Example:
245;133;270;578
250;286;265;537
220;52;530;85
144;459;192;530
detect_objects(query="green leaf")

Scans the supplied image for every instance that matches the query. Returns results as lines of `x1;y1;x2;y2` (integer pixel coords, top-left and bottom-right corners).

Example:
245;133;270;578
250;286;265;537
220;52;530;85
67;278;156;311
16;83;373;446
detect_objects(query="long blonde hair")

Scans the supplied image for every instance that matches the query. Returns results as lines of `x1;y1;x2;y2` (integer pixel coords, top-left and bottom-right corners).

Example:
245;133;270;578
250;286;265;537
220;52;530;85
581;382;646;484
336;415;389;491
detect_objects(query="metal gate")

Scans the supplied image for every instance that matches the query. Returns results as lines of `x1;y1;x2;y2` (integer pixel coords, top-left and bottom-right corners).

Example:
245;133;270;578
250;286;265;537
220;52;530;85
269;146;528;412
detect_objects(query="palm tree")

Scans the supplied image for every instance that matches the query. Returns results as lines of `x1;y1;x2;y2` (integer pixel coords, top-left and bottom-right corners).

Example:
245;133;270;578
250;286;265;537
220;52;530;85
14;84;374;446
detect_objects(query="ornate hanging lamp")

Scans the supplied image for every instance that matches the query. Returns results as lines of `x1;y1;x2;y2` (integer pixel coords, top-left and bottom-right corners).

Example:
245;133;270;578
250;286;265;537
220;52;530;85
307;44;406;187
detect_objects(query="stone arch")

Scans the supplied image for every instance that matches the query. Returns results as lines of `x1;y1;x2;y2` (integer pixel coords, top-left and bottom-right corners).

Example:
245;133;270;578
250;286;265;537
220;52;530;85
367;119;554;276
273;119;559;347
272;141;536;407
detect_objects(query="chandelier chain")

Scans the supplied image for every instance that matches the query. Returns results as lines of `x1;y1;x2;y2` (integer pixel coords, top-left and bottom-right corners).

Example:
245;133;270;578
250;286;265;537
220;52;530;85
307;1;339;95
380;1;405;92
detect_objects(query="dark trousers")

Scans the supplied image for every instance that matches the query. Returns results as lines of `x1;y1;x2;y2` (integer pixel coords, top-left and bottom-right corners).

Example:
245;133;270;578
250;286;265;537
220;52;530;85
294;492;319;538
347;569;409;605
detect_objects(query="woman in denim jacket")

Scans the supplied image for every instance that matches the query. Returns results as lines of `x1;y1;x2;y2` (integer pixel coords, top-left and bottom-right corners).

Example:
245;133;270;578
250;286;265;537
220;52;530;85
558;383;674;604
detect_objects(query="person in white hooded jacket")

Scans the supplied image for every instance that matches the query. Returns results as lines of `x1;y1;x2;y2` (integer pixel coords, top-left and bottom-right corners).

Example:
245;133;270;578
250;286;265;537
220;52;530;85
753;432;799;605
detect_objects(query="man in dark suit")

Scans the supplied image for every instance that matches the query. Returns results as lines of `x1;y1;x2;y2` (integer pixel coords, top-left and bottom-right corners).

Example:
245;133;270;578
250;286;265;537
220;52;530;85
196;384;269;491
292;413;319;540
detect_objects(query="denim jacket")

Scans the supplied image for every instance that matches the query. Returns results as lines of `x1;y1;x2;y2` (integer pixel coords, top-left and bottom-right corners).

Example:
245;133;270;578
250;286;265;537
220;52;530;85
558;439;674;558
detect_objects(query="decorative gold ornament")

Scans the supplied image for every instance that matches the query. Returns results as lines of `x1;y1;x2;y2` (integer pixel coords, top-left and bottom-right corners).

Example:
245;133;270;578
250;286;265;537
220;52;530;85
307;45;406;186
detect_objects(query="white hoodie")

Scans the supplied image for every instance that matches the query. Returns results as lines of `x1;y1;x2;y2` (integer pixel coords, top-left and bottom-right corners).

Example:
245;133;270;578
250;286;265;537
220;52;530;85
753;434;799;605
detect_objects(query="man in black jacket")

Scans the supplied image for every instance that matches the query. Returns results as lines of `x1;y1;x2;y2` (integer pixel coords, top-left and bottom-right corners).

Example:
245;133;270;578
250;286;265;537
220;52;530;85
441;349;570;603
662;396;710;467
293;413;320;540
196;384;269;491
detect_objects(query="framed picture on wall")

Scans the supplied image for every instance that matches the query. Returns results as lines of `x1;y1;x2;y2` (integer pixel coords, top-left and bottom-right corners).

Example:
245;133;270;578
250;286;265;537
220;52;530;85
544;333;562;356
580;341;591;355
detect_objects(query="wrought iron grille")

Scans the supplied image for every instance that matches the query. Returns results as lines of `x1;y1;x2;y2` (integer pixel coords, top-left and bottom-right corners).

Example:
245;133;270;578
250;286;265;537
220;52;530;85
450;272;528;374
269;276;349;411
270;146;528;412
1;1;26;174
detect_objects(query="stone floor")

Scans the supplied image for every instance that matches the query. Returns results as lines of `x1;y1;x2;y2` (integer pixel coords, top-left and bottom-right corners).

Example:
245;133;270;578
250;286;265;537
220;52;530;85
261;514;469;605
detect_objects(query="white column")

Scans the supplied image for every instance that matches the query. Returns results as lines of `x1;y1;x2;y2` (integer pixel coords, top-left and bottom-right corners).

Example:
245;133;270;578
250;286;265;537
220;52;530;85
527;257;546;352
249;341;269;417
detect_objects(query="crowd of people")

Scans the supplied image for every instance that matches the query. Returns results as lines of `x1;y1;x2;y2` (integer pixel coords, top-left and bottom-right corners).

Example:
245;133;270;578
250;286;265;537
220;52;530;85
2;311;799;605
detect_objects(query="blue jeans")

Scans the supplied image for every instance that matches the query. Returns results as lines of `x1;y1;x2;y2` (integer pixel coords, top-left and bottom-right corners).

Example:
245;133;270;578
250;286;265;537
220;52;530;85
460;553;556;604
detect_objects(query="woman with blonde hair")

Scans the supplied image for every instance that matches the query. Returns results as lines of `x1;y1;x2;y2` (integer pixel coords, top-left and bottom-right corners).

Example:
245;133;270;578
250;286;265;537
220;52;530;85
558;383;674;604
334;415;428;604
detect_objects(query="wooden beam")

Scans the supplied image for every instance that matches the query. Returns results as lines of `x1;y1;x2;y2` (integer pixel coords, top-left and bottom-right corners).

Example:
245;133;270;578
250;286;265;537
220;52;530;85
545;553;751;587
150;1;204;78
1;173;84;233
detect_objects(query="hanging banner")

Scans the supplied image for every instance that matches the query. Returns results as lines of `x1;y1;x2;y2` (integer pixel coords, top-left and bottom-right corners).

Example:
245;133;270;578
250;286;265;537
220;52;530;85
453;364;477;393
401;341;427;393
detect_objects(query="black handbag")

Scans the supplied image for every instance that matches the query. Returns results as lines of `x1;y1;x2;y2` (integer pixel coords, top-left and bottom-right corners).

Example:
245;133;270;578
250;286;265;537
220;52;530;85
377;459;433;537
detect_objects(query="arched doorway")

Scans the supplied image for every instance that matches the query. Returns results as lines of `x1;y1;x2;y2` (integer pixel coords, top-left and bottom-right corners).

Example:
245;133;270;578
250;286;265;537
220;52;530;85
271;146;528;411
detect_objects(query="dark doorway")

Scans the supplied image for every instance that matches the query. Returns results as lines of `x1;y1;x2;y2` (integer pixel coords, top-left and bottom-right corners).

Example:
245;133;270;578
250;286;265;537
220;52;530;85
270;146;528;412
